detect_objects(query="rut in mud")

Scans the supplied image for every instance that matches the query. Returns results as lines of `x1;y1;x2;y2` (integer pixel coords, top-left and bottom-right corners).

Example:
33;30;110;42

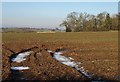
2;45;119;81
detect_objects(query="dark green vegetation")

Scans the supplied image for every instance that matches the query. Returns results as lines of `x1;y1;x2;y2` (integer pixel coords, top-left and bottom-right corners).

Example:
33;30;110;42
60;12;119;32
2;31;119;81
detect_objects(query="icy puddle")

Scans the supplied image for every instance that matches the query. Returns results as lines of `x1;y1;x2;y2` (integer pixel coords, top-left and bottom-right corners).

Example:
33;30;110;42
4;46;116;81
9;51;33;80
11;51;33;63
45;49;113;81
46;49;94;79
11;67;29;70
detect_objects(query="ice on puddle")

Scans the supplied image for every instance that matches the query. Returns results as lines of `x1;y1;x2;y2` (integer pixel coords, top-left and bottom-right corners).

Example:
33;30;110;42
68;57;74;60
54;52;63;55
80;70;92;78
53;54;72;62
47;50;52;53
53;52;77;67
19;51;32;56
75;65;93;79
83;71;94;78
11;51;32;63
11;66;29;70
46;49;94;79
61;61;77;67
80;67;84;69
12;58;26;63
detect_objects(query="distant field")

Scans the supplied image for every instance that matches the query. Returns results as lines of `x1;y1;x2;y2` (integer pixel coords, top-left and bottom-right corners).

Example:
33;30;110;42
2;31;119;81
2;31;118;43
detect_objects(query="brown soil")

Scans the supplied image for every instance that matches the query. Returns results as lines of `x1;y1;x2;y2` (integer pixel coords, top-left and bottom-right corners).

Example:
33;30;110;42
2;32;119;81
2;42;119;81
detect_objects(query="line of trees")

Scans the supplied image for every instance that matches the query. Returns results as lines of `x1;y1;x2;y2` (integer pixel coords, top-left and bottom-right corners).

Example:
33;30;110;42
60;12;119;32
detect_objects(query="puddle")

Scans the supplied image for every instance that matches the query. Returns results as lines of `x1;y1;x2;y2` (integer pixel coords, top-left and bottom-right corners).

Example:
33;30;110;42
54;52;63;55
8;51;32;80
2;46;40;80
3;46;118;81
46;50;52;53
61;61;77;67
46;49;94;79
11;51;32;63
68;57;74;60
8;68;29;80
53;52;72;62
11;67;29;70
75;66;94;79
46;49;115;81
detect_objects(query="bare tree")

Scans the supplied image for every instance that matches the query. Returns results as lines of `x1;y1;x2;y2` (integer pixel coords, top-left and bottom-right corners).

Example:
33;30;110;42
60;11;118;32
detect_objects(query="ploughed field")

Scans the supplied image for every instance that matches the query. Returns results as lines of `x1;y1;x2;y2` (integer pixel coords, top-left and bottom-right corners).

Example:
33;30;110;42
2;31;119;81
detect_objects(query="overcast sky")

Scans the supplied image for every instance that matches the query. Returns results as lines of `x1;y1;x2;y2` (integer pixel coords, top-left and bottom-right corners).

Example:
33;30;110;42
2;2;118;28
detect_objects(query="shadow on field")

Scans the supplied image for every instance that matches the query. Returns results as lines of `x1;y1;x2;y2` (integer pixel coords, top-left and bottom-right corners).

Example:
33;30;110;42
5;69;24;80
2;75;120;82
2;69;37;81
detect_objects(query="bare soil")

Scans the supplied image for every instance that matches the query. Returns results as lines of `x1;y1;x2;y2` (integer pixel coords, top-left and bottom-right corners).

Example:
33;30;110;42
2;32;119;81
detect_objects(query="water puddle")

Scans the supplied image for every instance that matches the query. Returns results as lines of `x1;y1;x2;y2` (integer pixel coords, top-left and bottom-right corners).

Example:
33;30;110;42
11;51;33;63
3;45;118;81
46;50;52;53
11;66;29;70
2;46;39;80
9;66;29;80
9;52;32;80
46;49;109;81
68;57;74;60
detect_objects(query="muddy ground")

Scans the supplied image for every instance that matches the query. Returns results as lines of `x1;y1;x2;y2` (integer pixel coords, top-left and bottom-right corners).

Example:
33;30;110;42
2;32;119;81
